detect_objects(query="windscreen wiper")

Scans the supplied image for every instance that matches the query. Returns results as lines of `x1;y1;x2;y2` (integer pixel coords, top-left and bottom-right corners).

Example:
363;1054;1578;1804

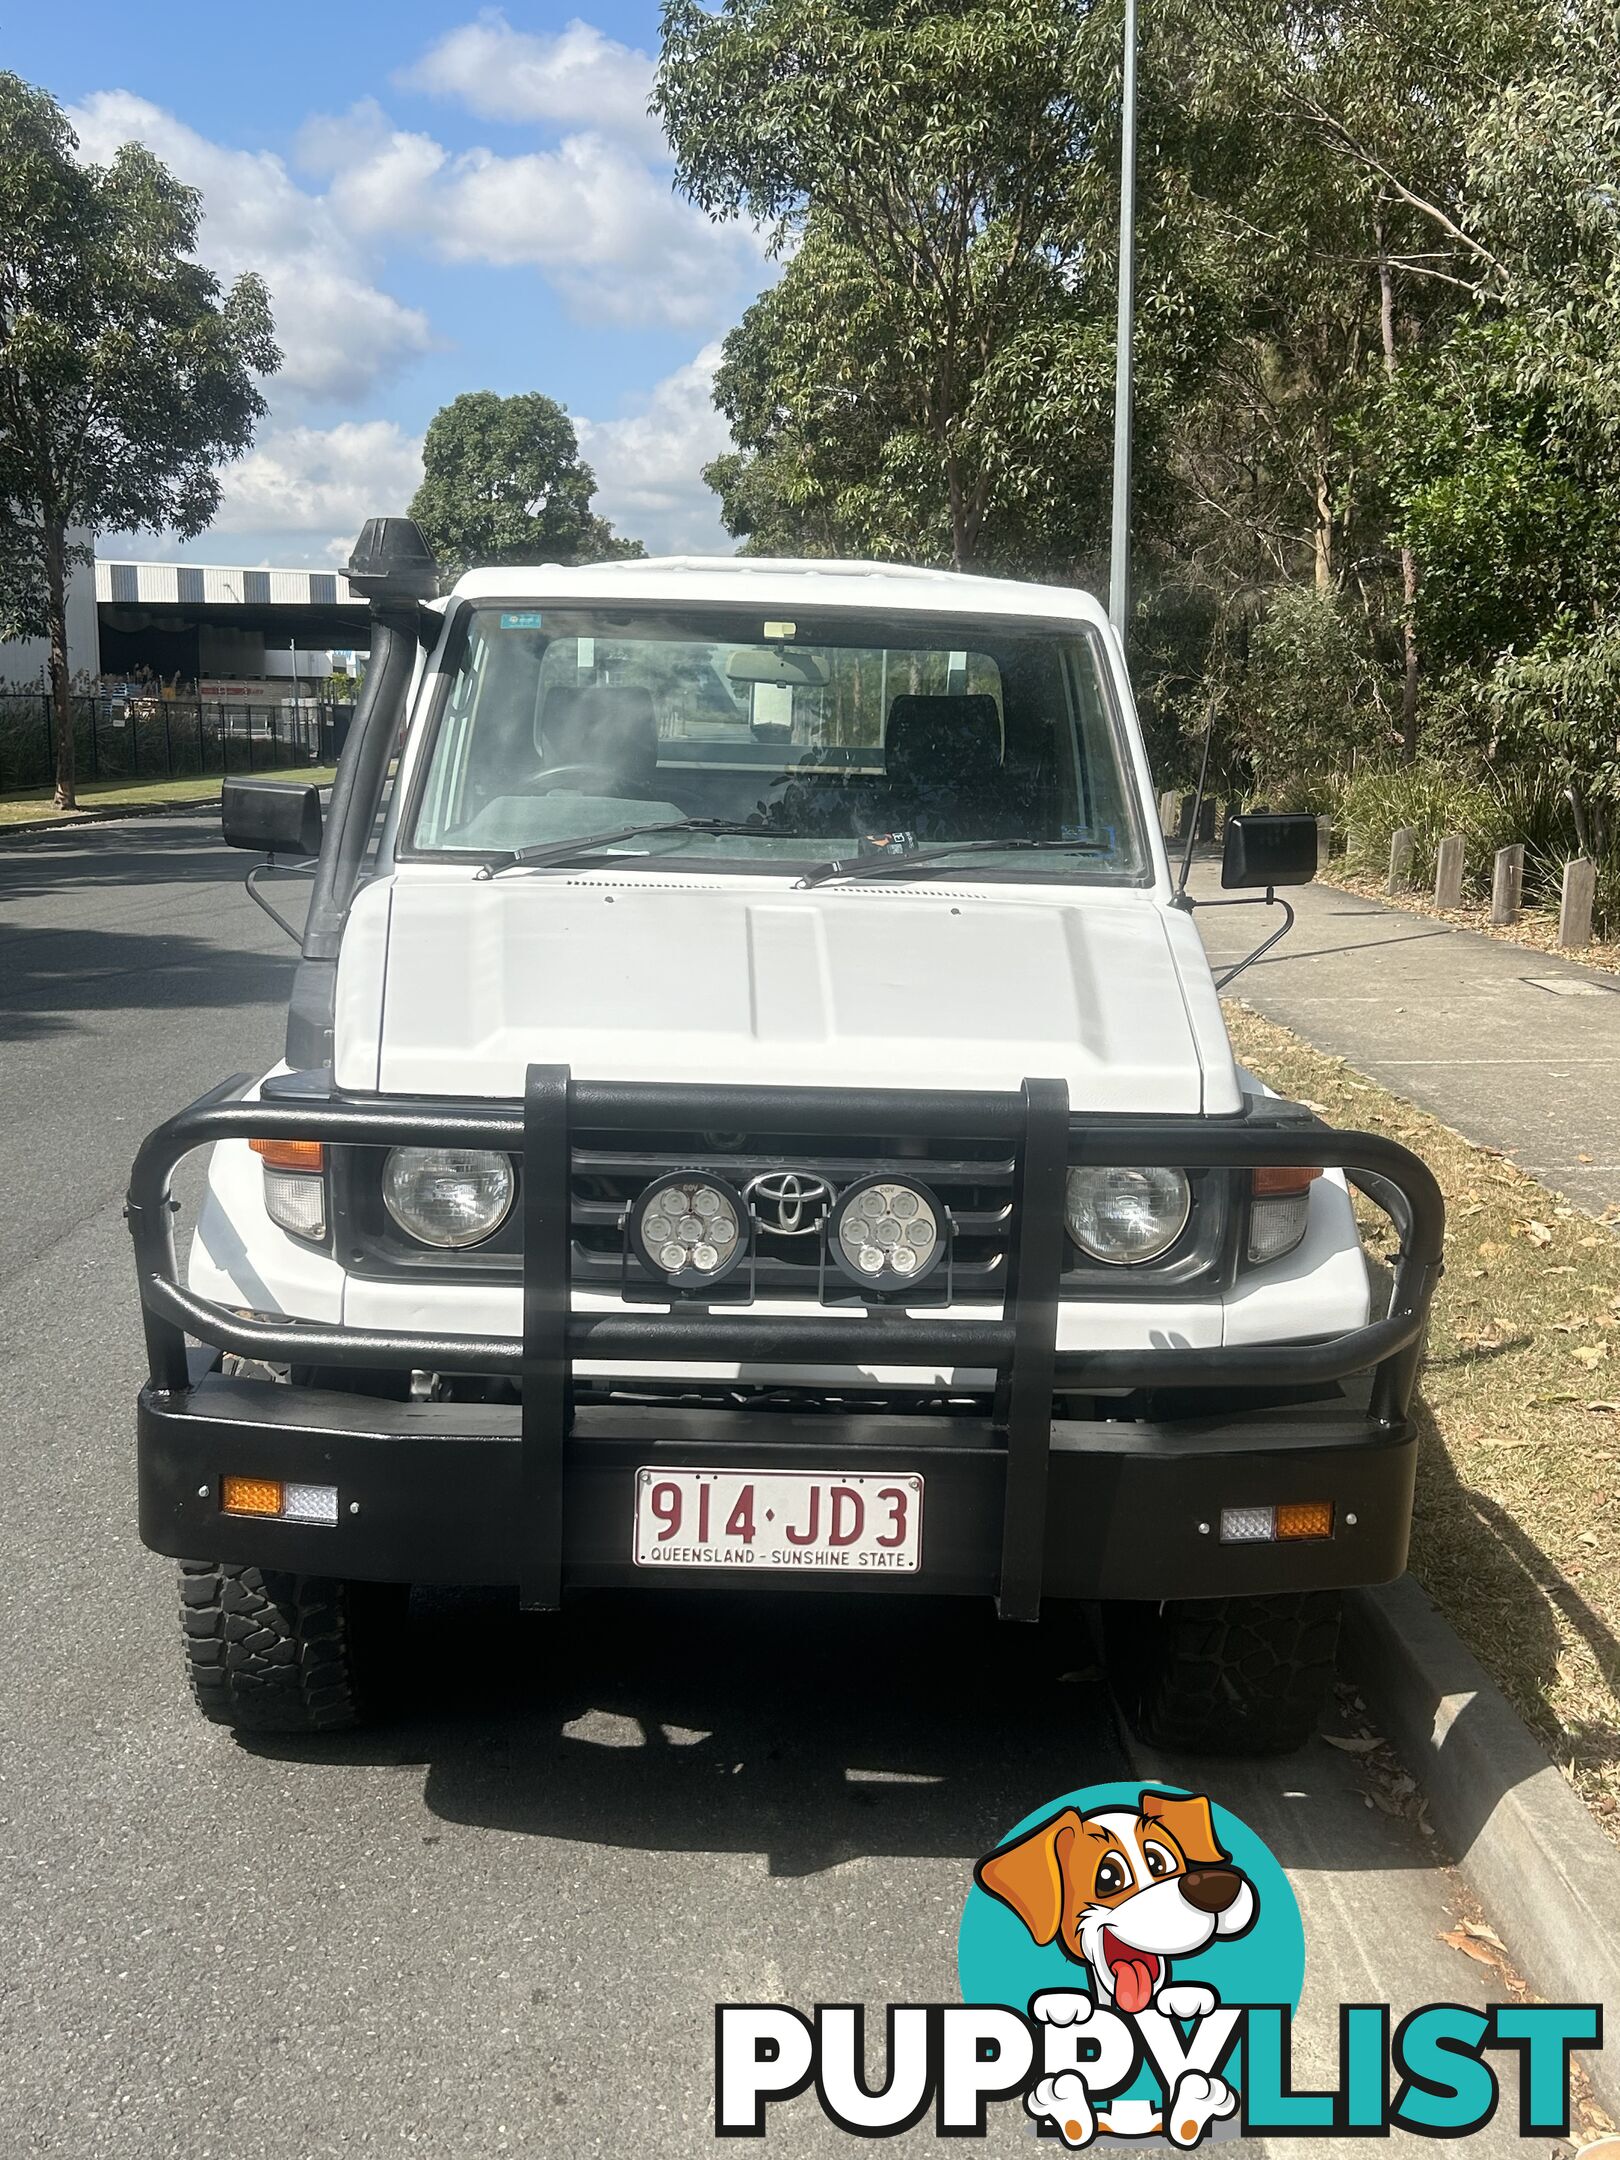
796;836;1110;890
476;818;797;879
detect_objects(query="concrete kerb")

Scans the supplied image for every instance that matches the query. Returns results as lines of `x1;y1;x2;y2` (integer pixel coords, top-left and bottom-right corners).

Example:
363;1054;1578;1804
1345;1573;1620;2117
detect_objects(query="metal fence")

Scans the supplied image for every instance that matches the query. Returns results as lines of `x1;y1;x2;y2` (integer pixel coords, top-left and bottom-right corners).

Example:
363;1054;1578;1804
0;694;355;795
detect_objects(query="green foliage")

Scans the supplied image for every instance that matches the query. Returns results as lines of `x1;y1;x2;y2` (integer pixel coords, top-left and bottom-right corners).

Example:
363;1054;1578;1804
657;0;1620;867
658;0;1225;574
0;71;278;803
1240;589;1394;802
1338;761;1520;891
408;391;643;574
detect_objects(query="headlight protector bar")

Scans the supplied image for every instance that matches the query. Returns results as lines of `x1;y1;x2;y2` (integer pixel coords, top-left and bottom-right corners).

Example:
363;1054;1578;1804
128;1071;1445;1623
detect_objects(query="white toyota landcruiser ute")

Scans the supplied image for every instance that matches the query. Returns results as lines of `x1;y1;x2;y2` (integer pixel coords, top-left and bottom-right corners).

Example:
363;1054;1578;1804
128;518;1443;1753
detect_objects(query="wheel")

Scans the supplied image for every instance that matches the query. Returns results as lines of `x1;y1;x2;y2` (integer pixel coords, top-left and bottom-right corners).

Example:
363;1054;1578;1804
1104;1591;1341;1756
178;1562;404;1733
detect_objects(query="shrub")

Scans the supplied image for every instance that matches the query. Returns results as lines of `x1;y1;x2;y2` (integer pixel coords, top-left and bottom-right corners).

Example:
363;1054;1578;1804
1339;759;1619;936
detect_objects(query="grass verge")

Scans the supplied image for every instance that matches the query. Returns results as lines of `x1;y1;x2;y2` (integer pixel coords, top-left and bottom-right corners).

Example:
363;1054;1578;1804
1224;999;1620;1843
0;767;336;828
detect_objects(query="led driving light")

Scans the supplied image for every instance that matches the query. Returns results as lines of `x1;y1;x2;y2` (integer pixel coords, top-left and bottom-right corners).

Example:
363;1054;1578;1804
382;1147;515;1248
1064;1164;1191;1265
631;1173;746;1285
829;1177;945;1294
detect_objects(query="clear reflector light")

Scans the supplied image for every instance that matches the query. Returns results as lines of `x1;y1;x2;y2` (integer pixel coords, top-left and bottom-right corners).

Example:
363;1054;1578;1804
830;1178;944;1294
282;1482;340;1525
632;1174;746;1285
262;1167;327;1242
1064;1165;1191;1265
1219;1504;1275;1544
383;1147;515;1248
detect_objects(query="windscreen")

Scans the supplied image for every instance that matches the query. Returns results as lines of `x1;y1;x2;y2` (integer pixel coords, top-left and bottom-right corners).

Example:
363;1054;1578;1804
408;603;1147;879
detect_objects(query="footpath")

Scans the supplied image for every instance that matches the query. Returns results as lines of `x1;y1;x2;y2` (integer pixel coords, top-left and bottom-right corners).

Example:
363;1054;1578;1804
1188;863;1620;1222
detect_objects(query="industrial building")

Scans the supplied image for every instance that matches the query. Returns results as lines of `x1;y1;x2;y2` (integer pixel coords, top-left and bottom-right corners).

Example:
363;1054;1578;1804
0;553;371;692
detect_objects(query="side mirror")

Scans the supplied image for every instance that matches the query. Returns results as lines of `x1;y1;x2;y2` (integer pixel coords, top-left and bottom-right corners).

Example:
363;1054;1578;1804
222;778;323;858
1221;811;1317;889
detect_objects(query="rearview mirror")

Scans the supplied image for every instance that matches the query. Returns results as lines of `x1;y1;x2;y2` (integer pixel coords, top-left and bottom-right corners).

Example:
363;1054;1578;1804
725;646;830;688
1221;811;1317;889
222;778;323;858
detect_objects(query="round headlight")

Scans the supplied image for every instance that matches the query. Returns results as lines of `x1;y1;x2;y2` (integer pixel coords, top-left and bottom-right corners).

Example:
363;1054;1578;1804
829;1176;945;1294
631;1173;746;1285
1064;1164;1190;1265
382;1147;515;1248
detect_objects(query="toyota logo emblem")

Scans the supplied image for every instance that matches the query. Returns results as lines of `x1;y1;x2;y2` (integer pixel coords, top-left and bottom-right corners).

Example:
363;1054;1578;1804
745;1171;834;1236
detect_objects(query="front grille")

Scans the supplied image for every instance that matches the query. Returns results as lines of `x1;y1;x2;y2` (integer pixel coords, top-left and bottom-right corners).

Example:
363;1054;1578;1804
333;1135;1231;1296
570;1127;1013;1296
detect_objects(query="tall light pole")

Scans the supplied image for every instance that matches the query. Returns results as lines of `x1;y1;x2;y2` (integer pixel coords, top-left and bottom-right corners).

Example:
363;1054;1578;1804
1108;0;1139;639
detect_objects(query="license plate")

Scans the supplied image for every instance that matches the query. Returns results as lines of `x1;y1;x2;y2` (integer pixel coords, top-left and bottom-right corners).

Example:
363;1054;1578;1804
633;1468;923;1573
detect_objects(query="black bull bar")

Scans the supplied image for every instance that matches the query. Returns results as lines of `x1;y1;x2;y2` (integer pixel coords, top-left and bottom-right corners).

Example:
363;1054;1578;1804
128;1070;1445;1619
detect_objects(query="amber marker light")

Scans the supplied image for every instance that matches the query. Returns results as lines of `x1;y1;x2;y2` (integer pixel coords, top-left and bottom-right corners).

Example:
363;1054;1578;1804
249;1138;325;1172
1276;1501;1334;1540
221;1475;283;1517
1251;1164;1322;1197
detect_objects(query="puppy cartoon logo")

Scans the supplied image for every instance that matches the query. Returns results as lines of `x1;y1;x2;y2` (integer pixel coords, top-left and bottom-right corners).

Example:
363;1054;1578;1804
974;1790;1257;2016
959;1781;1304;2150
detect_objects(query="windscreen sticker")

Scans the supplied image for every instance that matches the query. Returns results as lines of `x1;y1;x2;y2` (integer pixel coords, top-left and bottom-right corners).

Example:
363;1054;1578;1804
499;611;544;630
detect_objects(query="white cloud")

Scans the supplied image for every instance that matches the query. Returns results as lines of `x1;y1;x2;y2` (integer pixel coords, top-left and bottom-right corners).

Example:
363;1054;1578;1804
214;420;425;543
67;91;435;408
313;111;764;330
578;344;733;555
399;12;664;157
109;350;732;569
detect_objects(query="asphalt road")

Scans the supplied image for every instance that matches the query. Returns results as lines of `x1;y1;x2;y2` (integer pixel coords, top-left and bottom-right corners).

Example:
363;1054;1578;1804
0;813;1129;2157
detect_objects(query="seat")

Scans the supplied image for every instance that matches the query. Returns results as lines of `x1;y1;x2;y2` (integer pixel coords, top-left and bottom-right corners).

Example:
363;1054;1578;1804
880;693;1004;835
532;683;660;796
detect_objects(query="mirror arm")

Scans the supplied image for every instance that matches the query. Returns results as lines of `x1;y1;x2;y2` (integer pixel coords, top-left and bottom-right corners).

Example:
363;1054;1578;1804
246;853;317;945
1187;885;1296;989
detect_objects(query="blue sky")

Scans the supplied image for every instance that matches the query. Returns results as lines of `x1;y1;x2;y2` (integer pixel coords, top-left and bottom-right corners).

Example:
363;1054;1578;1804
7;3;772;564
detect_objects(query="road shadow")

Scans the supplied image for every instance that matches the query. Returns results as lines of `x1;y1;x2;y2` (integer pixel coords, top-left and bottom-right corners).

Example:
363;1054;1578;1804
0;822;240;901
0;919;293;1043
246;1590;1132;1876
239;1583;1467;1880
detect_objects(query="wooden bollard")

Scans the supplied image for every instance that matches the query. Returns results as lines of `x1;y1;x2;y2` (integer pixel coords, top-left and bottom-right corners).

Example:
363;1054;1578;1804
1387;826;1415;892
1316;814;1334;861
1158;789;1181;841
1433;833;1465;911
1490;843;1524;925
1559;857;1597;948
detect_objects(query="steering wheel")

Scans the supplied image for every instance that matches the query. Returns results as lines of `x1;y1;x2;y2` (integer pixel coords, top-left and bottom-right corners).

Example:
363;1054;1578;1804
522;763;628;796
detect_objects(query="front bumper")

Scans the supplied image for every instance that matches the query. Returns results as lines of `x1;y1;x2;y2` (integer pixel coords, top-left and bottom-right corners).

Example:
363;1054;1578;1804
128;1066;1444;1617
139;1373;1416;1600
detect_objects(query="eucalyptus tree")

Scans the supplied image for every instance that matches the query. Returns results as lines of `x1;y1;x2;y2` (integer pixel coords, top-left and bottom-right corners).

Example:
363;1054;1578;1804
0;73;276;806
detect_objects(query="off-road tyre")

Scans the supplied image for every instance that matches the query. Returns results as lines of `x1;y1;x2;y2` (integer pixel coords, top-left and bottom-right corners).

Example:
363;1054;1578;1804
179;1562;402;1733
1104;1591;1341;1756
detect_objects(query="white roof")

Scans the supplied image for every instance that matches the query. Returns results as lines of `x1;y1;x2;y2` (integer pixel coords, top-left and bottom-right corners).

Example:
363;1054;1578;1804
449;554;1107;628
